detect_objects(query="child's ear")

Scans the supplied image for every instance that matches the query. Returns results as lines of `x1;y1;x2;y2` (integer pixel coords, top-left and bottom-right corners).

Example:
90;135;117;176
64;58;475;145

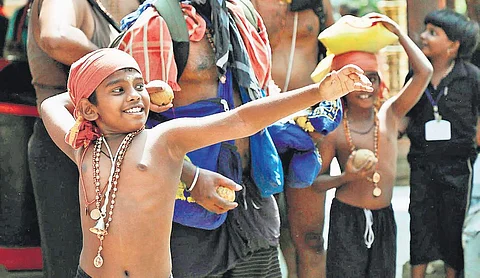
448;41;460;57
77;98;99;121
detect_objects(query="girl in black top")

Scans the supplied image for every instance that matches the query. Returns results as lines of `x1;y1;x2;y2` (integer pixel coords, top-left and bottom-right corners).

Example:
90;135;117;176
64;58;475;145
405;8;480;278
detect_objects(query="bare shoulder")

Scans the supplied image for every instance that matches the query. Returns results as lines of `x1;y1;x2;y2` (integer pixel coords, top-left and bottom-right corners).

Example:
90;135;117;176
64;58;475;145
318;128;339;153
146;123;184;160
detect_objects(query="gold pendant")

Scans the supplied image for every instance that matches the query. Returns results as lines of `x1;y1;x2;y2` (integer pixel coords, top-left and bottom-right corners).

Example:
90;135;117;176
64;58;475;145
89;218;108;236
90;208;101;220
373;186;382;197
94;254;104;268
372;172;381;183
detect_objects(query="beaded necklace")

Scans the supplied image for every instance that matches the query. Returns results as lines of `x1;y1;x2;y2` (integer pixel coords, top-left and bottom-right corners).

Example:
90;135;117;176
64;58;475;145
89;126;144;268
343;109;382;197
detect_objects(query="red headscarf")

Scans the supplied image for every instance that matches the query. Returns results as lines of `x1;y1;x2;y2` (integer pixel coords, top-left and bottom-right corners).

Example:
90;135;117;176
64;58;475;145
330;51;378;72
331;51;387;100
65;48;142;149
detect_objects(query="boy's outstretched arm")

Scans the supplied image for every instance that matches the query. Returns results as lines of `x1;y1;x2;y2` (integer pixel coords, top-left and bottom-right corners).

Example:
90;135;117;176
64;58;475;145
367;13;433;119
40;92;77;162
160;65;373;157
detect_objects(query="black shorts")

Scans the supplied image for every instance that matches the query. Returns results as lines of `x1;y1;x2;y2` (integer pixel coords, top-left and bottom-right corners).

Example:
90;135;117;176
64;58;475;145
409;159;471;271
75;266;92;278
326;198;396;278
75;265;174;277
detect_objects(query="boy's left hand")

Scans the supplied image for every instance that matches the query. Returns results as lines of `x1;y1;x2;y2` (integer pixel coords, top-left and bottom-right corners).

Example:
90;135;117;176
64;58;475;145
319;65;373;100
189;168;242;214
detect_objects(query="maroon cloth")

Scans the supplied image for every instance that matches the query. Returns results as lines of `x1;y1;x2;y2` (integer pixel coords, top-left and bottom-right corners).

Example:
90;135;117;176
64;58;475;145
330;51;378;72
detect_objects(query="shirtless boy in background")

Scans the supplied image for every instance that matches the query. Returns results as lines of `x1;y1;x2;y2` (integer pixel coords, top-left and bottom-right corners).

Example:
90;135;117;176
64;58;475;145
252;0;335;277
312;13;433;277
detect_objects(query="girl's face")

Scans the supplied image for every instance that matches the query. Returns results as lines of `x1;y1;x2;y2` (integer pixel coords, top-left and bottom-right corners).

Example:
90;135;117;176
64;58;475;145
344;71;381;109
420;23;455;59
93;68;150;136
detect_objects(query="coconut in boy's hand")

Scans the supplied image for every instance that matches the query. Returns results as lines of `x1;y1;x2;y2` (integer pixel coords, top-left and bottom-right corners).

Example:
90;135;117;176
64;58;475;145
216;186;236;202
352;149;376;169
146;80;174;106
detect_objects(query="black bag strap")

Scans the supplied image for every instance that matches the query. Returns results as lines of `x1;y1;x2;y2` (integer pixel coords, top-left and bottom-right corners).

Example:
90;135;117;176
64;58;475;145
152;0;189;80
86;0;122;33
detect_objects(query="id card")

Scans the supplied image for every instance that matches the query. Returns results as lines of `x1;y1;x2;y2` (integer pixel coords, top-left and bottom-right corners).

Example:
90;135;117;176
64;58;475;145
425;120;451;141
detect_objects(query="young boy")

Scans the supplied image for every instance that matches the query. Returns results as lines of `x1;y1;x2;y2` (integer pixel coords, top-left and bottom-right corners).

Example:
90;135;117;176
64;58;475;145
312;13;433;277
405;9;480;278
39;48;372;277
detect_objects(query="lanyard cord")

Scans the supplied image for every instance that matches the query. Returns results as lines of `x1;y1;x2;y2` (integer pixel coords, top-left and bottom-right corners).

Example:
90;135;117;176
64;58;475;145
425;87;448;121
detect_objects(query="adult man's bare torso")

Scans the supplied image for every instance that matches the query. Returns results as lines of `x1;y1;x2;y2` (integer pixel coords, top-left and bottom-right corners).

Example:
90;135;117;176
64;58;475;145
176;36;251;169
253;0;320;90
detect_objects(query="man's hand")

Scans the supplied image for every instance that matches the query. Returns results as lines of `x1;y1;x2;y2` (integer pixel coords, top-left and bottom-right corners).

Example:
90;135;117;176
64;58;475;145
190;168;243;214
318;64;373;101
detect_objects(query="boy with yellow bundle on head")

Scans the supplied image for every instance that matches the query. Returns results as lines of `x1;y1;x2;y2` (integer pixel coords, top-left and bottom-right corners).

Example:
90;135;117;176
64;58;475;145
311;13;433;277
39;47;372;277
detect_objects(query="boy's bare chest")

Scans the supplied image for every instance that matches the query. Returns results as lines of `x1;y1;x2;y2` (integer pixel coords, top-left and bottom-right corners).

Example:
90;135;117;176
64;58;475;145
336;123;397;169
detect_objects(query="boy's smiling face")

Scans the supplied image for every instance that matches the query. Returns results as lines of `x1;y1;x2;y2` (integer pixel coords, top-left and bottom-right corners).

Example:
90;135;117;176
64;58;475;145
92;68;150;136
344;71;381;109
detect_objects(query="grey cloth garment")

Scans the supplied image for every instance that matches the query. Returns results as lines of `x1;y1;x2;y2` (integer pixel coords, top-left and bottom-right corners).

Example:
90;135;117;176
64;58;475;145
29;119;81;278
170;175;280;278
208;0;230;79
26;1;117;276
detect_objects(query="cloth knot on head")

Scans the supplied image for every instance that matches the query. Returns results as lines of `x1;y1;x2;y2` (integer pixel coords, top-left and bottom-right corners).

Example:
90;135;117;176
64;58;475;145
65;48;142;149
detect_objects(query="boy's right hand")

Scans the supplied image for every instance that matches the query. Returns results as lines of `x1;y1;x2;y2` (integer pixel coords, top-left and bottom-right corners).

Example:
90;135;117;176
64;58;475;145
189;168;243;214
344;150;378;181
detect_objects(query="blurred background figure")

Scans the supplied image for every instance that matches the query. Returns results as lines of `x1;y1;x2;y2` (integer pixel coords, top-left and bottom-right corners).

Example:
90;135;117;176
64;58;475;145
0;0;8;56
25;0;141;276
252;0;335;277
339;3;359;16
